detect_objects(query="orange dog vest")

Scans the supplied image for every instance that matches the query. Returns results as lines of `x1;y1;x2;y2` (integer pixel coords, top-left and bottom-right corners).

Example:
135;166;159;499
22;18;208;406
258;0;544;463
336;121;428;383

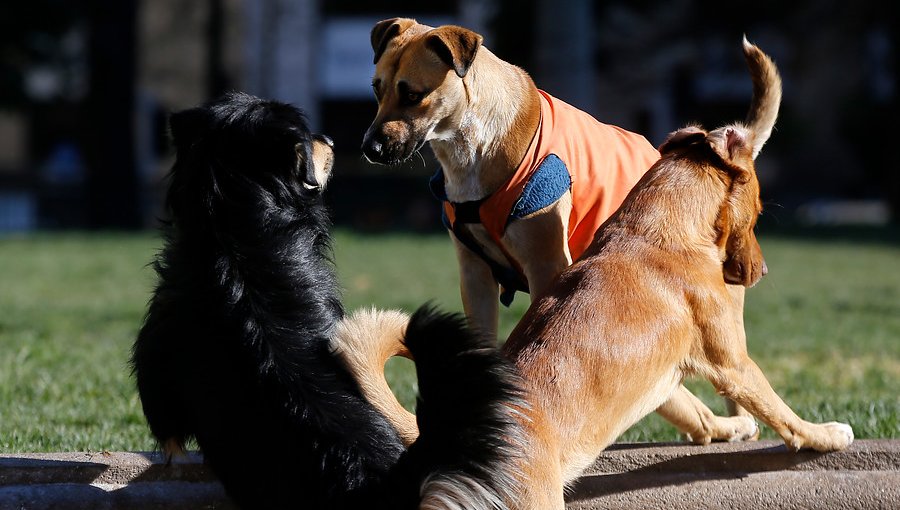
433;90;660;303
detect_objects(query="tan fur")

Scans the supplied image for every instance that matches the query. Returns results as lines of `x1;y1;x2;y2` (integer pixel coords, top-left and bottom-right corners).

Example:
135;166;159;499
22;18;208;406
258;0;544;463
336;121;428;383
331;308;417;445
498;39;853;509
363;18;746;442
308;137;335;189
358;37;853;509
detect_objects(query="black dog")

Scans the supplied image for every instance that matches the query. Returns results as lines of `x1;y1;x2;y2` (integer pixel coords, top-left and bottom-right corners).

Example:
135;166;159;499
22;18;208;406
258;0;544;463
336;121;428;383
131;92;524;509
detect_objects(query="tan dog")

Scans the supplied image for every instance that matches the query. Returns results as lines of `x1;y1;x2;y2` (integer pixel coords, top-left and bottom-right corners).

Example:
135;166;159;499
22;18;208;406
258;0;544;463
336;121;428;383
361;17;753;444
344;38;854;509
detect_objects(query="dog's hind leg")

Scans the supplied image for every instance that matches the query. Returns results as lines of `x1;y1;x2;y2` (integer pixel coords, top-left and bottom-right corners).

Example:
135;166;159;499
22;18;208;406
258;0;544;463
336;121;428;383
656;385;758;444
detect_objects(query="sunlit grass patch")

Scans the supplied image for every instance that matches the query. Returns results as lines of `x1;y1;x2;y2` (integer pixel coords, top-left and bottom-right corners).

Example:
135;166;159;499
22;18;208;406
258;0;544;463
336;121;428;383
0;228;897;452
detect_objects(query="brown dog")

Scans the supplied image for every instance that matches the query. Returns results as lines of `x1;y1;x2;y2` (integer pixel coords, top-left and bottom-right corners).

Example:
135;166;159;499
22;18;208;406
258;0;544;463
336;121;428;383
505;38;853;508
345;38;854;509
361;17;753;444
362;17;653;339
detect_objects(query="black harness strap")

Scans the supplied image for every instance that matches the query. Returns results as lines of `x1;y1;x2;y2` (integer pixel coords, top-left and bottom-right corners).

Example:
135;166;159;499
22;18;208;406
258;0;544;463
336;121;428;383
431;171;529;306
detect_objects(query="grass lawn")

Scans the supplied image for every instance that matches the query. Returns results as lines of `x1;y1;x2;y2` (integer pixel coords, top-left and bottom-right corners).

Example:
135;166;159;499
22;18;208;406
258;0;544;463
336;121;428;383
0;227;898;453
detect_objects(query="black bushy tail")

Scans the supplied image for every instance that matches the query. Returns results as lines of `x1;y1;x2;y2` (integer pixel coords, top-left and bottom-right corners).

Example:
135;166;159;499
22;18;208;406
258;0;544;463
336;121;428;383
382;305;526;510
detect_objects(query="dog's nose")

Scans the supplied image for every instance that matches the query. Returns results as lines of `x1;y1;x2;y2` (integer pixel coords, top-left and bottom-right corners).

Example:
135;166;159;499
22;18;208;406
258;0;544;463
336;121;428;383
761;260;768;277
362;131;386;163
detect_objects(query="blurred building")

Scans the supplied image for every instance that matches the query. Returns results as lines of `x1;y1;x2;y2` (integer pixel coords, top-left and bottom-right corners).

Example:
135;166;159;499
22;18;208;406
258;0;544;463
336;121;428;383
0;0;896;232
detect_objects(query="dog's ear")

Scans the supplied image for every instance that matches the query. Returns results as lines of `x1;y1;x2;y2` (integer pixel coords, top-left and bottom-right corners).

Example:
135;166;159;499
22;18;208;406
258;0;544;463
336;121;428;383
708;126;754;184
425;25;483;78
168;107;207;150
658;126;707;155
715;156;766;287
371;18;417;65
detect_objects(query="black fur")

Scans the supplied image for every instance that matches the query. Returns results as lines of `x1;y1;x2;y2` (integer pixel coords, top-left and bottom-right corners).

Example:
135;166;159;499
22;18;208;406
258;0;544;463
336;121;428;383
131;92;523;509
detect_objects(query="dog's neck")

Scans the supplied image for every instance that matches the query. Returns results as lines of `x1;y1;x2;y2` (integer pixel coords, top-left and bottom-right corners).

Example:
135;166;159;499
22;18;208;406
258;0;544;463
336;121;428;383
592;159;730;256
429;47;541;202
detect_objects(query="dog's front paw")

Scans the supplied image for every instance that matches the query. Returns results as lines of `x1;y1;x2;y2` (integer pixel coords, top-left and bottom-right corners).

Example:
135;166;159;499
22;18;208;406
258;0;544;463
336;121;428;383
787;421;854;452
819;422;854;450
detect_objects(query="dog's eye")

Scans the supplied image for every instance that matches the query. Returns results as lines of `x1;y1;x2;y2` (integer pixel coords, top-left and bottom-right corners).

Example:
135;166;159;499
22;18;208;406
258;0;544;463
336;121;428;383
405;91;423;105
397;81;424;106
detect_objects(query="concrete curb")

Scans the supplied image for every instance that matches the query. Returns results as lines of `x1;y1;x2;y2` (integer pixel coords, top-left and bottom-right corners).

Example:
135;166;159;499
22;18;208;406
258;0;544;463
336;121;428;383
0;440;897;509
570;440;900;510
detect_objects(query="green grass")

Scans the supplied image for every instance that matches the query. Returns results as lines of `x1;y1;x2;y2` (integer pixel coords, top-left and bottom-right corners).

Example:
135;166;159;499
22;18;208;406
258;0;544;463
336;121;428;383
0;228;897;453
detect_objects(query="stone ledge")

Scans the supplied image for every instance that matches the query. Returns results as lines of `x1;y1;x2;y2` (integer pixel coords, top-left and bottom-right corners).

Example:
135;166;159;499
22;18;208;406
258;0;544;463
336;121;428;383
0;440;897;509
570;440;900;510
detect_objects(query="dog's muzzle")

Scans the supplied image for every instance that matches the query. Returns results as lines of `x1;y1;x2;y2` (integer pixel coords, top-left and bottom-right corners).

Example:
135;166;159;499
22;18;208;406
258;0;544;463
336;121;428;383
362;123;423;166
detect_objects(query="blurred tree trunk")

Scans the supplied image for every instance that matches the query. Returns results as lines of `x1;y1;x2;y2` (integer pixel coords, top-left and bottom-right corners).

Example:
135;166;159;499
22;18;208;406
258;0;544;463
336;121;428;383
207;0;228;99
84;0;140;229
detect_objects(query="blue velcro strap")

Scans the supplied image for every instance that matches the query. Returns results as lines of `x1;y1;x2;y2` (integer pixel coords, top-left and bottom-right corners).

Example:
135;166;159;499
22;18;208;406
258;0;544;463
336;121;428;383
510;154;571;219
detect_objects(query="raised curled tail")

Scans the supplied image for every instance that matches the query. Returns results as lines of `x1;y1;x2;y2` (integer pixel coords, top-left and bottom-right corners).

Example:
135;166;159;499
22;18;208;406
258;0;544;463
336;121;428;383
743;35;783;159
332;308;419;445
398;305;526;510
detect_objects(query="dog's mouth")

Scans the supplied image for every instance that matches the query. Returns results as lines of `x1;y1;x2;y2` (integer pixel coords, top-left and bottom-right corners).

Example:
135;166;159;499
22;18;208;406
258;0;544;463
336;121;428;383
362;120;429;167
363;138;425;167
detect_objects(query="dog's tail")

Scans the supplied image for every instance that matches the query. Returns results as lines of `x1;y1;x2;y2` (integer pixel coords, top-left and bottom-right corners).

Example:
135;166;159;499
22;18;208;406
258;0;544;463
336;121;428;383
332;308;419;445
396;306;525;510
742;35;783;159
335;305;526;509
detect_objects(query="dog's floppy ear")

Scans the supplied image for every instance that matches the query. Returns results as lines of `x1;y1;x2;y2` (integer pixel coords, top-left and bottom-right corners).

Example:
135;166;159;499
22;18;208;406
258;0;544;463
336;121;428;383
371;18;417;65
425;25;483;78
658;126;707;155
168;107;207;150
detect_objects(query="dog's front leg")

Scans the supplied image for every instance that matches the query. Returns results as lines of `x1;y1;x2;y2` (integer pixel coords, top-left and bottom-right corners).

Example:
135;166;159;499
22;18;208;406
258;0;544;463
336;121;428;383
700;292;854;452
504;197;573;300
452;235;500;339
722;285;757;425
709;354;854;452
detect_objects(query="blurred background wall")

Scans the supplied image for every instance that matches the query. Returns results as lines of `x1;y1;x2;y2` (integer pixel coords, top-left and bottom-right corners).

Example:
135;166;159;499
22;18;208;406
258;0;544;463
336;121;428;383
0;0;896;233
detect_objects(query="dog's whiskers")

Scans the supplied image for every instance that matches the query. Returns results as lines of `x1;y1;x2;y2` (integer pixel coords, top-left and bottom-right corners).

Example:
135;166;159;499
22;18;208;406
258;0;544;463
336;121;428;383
414;149;427;168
